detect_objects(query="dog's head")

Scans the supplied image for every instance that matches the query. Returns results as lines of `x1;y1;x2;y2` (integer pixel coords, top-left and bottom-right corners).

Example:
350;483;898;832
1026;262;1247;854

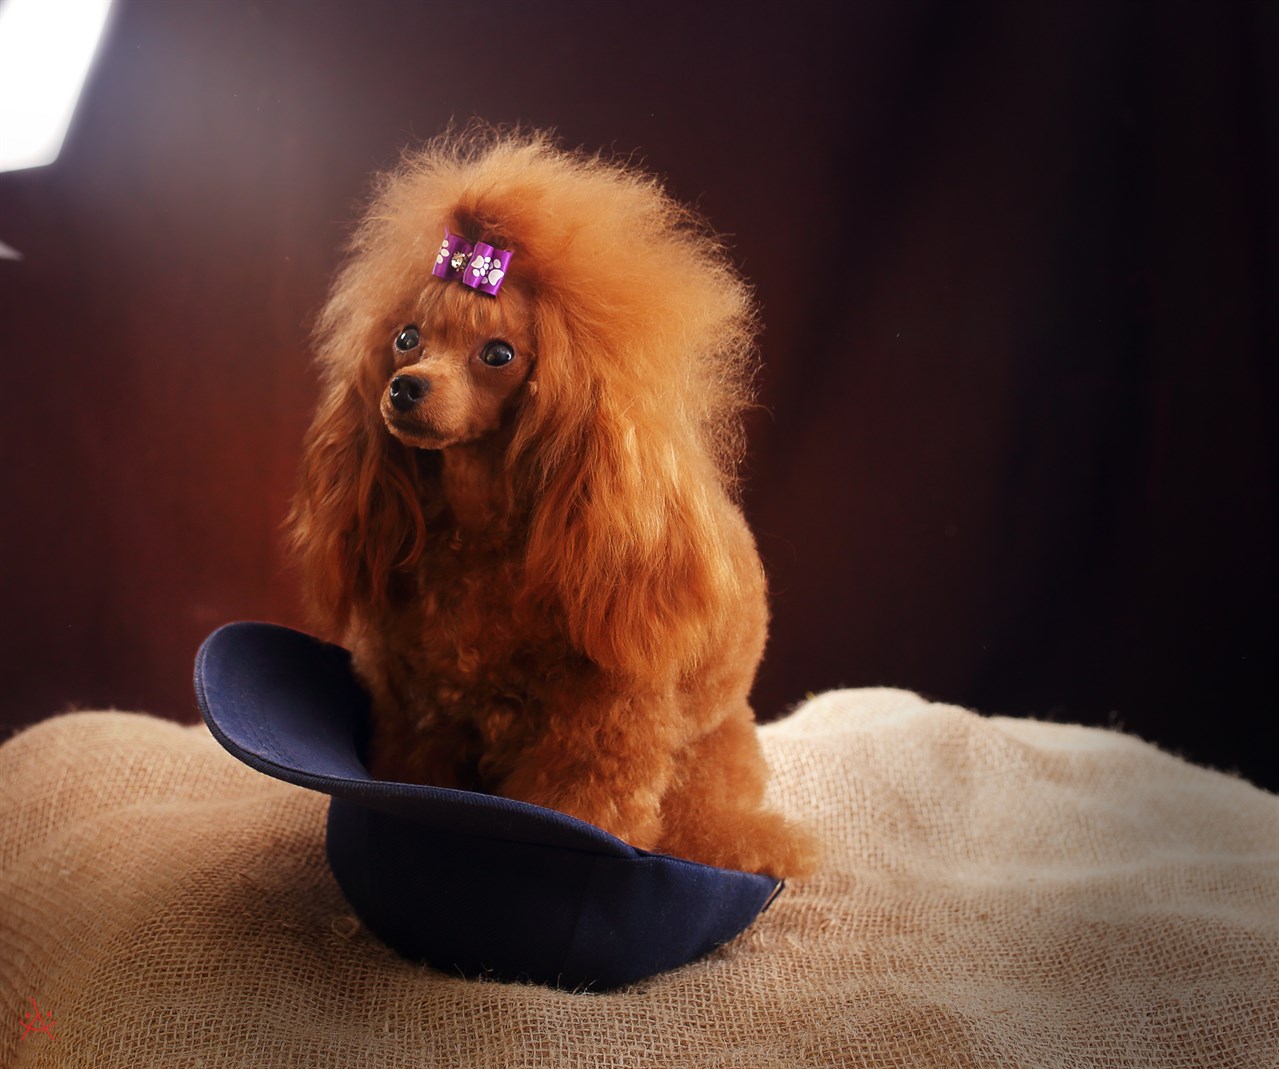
290;128;761;672
376;282;535;452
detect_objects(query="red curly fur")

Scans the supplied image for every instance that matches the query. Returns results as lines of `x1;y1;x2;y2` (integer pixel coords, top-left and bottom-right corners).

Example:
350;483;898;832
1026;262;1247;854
287;128;815;877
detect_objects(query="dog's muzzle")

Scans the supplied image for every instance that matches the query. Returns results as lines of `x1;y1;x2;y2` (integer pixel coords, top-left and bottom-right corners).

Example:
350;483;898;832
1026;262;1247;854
388;374;430;413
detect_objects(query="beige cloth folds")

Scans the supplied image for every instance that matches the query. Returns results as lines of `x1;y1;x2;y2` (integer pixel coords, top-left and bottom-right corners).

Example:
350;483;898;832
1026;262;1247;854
1;688;1276;1068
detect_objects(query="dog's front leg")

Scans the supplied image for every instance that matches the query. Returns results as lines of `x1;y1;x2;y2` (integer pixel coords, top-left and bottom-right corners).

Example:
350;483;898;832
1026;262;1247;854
348;630;482;790
496;683;679;850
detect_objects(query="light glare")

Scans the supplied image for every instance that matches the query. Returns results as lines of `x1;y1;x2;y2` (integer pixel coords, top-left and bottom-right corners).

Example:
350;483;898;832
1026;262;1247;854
0;0;113;173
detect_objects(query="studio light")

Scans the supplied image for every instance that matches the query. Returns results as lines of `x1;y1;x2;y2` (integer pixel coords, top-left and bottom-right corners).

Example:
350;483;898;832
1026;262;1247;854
0;0;114;174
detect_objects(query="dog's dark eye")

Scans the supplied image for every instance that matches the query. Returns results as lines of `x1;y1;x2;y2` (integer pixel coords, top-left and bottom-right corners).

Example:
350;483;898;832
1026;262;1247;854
480;340;515;367
394;326;420;353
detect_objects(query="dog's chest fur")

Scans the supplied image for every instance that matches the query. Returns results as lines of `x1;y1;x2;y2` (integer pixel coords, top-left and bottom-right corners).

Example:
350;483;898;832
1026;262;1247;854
366;524;584;788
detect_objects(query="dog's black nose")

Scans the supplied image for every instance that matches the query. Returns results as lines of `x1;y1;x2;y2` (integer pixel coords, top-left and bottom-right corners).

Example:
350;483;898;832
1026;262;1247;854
389;374;430;412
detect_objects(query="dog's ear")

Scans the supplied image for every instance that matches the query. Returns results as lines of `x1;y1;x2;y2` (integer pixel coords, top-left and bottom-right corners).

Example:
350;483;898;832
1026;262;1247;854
287;371;427;635
512;308;758;680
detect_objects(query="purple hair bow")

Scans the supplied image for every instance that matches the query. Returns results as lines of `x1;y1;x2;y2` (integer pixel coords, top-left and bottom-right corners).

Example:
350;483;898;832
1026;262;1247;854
432;231;513;296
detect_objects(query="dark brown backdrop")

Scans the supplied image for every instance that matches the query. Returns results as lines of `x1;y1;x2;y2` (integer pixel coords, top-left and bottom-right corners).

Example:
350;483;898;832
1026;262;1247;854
2;0;1275;790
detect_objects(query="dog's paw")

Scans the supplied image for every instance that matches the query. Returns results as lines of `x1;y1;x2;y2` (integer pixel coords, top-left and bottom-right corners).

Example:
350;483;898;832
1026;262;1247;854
658;808;820;879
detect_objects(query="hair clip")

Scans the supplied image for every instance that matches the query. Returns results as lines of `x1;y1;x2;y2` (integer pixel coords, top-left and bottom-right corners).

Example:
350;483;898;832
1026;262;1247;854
432;230;512;296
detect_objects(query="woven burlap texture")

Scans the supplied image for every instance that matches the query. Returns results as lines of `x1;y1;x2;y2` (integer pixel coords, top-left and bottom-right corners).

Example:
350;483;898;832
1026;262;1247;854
2;688;1276;1068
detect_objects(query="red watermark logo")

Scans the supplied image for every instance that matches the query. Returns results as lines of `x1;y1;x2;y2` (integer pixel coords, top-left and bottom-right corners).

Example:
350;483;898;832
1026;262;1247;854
19;997;56;1042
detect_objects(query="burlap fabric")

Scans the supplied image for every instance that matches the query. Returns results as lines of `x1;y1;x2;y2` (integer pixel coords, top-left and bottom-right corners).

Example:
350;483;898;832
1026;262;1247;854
1;689;1276;1068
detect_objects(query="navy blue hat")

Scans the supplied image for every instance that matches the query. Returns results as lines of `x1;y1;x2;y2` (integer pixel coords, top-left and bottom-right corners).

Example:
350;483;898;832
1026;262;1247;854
194;622;783;991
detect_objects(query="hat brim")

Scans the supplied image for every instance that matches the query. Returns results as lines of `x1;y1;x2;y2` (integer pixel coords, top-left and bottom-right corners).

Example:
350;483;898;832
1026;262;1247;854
195;622;782;990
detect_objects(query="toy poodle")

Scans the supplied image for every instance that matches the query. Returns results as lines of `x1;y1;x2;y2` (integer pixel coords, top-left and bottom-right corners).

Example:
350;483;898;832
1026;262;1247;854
287;128;815;878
